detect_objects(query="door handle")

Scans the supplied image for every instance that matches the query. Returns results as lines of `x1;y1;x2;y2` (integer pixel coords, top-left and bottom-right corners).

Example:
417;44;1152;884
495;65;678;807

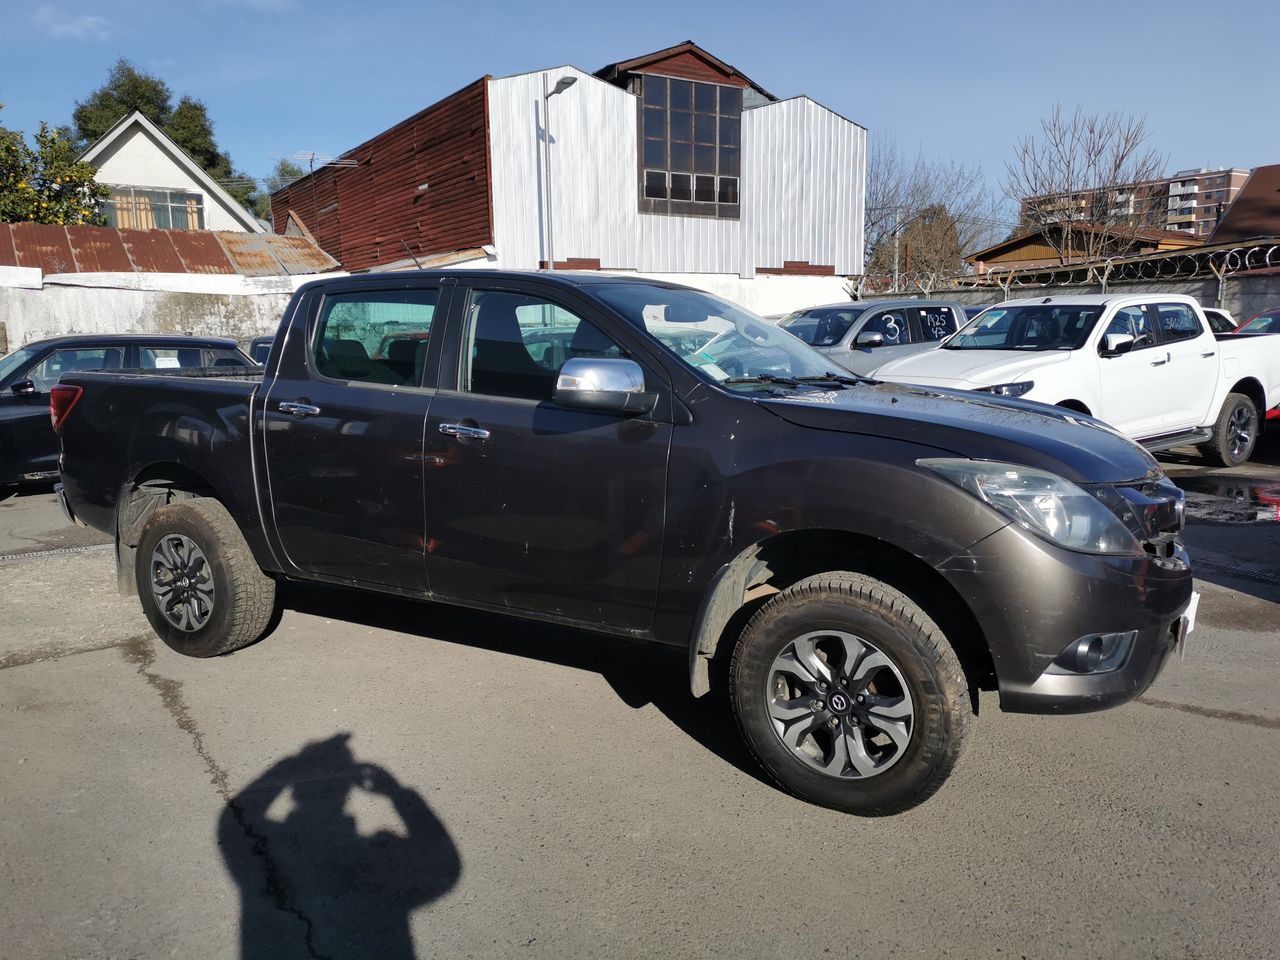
1150;353;1170;367
439;422;490;440
1201;352;1216;358
278;401;321;417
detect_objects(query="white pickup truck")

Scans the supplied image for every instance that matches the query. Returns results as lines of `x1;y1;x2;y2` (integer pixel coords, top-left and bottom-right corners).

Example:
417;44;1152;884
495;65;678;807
872;293;1280;466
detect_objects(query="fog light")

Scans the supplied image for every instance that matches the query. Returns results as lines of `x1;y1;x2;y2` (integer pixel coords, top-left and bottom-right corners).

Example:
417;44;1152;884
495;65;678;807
1048;631;1136;675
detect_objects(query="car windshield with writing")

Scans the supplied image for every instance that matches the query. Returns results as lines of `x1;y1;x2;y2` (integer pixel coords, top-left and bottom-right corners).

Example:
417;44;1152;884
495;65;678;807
944;304;1103;351
591;283;838;389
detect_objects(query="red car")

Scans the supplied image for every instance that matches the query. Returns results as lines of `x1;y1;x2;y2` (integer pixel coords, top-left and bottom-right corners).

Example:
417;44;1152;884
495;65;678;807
1234;308;1280;419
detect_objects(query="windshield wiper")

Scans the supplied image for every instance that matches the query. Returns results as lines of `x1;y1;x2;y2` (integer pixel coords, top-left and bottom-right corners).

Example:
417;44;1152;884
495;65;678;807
723;374;802;387
795;372;876;386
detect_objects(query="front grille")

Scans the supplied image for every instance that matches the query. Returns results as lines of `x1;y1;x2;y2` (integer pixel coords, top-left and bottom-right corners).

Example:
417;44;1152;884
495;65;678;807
1087;477;1185;558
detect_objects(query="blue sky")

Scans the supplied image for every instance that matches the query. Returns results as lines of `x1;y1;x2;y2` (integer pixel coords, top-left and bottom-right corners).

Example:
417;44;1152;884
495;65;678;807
3;0;1278;203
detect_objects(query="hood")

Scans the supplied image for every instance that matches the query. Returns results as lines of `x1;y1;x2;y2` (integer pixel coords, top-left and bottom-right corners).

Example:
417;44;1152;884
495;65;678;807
758;381;1160;485
871;348;1071;387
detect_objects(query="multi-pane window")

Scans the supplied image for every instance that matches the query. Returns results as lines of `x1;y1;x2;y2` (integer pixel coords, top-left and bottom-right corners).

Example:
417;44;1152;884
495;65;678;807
639;76;742;217
102;187;205;230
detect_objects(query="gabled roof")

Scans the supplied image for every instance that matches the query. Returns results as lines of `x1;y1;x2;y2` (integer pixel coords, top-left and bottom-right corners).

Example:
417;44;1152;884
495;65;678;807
595;41;777;101
78;110;263;233
1210;164;1280;244
966;222;1201;263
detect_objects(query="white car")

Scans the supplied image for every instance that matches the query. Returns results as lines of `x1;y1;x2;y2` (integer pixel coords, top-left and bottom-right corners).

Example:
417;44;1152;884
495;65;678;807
872;293;1280;466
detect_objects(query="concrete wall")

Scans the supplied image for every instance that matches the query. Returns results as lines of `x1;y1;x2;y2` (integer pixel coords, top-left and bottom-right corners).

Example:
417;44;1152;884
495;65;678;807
0;268;344;352
931;275;1280;321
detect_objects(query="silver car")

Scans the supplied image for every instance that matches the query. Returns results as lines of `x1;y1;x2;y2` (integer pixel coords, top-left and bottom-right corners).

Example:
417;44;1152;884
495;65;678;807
777;299;966;375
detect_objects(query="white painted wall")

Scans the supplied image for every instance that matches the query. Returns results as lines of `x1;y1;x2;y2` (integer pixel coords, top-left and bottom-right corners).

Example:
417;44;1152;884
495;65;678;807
486;71;865;278
90;124;256;232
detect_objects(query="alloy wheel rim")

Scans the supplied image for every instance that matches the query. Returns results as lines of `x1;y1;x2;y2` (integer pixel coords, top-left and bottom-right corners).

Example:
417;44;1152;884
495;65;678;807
150;534;215;632
767;630;914;779
1228;406;1255;459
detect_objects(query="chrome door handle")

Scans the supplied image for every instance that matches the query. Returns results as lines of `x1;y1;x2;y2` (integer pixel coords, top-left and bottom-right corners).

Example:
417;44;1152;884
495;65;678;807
439;422;490;440
278;401;321;417
1150;353;1170;366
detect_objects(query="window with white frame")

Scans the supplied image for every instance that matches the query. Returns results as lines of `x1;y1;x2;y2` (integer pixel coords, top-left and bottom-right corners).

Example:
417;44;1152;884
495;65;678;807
638;75;741;218
102;186;205;230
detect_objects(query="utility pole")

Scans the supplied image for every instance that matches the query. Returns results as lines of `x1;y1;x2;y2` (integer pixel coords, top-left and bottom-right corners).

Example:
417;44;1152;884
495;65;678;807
542;74;578;269
892;207;901;292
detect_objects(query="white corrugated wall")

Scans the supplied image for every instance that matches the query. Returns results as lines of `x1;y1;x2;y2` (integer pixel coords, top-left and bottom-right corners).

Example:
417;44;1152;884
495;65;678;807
486;73;865;278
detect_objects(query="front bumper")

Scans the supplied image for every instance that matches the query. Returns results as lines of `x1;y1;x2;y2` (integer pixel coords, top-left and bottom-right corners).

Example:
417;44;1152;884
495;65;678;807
938;523;1193;714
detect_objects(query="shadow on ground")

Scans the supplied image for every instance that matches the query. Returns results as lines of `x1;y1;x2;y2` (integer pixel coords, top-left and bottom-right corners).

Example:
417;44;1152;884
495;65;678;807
221;733;460;960
277;582;766;787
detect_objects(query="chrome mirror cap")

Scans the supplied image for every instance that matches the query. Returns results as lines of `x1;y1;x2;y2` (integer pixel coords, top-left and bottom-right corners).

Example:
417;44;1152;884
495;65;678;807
554;358;656;414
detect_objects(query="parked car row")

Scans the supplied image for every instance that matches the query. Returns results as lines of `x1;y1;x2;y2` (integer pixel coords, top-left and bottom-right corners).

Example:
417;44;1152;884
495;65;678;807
772;295;1280;463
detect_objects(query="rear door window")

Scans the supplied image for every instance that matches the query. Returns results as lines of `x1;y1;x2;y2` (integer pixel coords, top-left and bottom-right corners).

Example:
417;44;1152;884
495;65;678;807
1155;303;1204;343
312;289;438;386
29;346;125;390
913;305;958;342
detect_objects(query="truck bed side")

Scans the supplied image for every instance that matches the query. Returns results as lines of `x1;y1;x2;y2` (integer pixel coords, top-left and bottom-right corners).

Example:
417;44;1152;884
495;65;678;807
57;368;280;584
1214;331;1280;416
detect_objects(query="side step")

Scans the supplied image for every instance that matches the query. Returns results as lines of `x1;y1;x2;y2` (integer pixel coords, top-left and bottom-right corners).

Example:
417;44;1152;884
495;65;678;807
1140;429;1212;453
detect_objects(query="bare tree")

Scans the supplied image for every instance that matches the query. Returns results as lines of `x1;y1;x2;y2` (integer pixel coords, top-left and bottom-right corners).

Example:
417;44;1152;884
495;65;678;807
859;137;1008;296
1004;105;1166;265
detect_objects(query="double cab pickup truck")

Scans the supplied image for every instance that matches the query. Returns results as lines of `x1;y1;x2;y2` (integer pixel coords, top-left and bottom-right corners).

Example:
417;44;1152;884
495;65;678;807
872;294;1280;466
54;272;1195;814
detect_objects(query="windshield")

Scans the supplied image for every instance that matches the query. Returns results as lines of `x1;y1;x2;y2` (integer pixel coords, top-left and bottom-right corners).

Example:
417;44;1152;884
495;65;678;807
591;284;841;387
0;347;39;385
779;307;864;346
945;304;1103;351
1240;311;1280;334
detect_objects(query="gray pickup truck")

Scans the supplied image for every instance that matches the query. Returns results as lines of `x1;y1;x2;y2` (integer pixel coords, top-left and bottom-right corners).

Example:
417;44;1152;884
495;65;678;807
55;271;1195;815
777;299;964;374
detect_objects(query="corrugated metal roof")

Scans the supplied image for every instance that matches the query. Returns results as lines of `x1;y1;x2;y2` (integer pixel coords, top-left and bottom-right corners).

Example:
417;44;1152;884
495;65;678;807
0;222;338;275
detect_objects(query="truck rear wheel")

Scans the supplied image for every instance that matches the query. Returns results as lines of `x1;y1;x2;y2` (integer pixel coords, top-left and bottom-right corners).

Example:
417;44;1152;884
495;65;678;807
1199;392;1258;467
135;498;277;657
729;572;970;815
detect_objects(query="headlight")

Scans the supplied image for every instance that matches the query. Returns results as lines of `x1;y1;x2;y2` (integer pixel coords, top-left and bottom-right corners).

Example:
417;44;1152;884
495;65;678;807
975;380;1035;397
918;459;1143;556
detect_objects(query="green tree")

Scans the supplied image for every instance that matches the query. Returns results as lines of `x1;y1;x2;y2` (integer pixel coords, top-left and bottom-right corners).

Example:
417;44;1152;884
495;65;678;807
1;107;107;226
266;158;305;193
72;59;258;212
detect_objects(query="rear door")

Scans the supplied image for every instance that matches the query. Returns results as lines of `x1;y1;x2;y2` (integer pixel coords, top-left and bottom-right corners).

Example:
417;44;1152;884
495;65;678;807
263;280;447;592
1154;302;1219;430
422;279;671;631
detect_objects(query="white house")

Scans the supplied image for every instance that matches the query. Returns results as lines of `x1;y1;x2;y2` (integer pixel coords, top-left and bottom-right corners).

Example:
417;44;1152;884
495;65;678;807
80;110;263;233
271;42;866;313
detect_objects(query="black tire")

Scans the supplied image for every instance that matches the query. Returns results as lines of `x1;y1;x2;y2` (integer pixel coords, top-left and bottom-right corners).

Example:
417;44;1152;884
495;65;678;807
135;498;277;657
730;572;970;815
1199;392;1258;467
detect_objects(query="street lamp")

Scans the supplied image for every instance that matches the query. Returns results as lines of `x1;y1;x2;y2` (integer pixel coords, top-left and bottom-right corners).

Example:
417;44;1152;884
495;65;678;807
542;74;577;269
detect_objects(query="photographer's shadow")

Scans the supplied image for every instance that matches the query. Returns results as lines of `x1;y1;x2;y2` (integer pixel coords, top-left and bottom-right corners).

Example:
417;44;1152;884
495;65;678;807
219;734;460;960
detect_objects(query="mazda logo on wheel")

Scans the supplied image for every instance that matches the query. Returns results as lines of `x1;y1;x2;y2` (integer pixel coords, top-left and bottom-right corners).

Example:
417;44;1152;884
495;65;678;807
829;692;849;712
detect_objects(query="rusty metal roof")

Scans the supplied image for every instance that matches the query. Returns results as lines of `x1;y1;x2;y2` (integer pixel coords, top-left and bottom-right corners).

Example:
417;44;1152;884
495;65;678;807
0;223;338;276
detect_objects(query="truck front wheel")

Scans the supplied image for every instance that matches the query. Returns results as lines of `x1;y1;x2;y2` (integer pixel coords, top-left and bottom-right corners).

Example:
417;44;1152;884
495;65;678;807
1200;392;1258;467
135;498;277;657
730;572;970;815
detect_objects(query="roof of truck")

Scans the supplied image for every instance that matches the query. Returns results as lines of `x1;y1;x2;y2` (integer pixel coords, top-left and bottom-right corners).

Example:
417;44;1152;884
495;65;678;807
995;293;1199;308
296;269;714;293
18;334;242;351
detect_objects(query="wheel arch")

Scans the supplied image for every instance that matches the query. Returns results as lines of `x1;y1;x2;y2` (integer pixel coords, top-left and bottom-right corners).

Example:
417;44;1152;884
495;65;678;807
1227;377;1267;431
1055;399;1091;416
688;529;995;704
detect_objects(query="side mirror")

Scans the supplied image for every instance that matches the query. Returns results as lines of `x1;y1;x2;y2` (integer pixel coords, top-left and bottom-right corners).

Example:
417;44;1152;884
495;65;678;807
1102;333;1135;356
554;358;657;414
10;379;36;397
855;331;884;348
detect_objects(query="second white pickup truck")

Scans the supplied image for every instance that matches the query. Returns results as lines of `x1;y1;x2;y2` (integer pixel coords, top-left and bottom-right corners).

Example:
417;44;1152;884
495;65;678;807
872;293;1280;465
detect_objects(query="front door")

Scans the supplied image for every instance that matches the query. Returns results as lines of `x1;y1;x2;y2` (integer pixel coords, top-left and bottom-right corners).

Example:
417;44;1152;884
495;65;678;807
845;306;912;375
1097;303;1169;438
423;282;670;632
263;282;445;592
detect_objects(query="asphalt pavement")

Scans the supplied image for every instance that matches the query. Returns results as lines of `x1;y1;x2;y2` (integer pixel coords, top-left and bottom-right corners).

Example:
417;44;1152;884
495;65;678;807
1;441;1278;960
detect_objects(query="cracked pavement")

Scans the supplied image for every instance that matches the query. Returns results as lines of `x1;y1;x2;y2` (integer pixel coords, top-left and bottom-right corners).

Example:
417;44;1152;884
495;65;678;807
1;480;1278;959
